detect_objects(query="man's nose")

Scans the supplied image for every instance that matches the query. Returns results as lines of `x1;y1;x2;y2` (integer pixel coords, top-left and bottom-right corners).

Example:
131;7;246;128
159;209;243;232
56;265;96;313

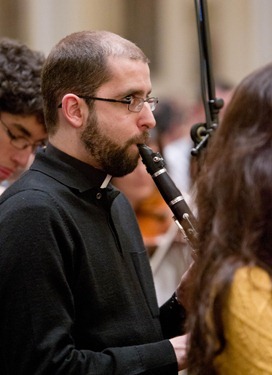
138;103;156;130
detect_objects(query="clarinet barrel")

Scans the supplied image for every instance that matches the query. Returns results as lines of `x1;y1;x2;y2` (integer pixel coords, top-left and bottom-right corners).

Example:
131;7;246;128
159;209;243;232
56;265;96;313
137;143;198;253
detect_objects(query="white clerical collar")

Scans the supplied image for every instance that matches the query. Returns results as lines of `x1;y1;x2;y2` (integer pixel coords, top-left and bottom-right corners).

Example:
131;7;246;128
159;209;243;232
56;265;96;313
100;174;112;188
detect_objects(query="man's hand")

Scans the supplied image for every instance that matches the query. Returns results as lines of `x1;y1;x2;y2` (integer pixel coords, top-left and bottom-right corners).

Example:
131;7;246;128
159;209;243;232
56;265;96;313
169;333;190;371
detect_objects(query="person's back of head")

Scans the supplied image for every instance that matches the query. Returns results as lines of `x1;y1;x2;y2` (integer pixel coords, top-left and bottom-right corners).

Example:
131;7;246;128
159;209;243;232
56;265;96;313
188;62;272;374
197;62;272;263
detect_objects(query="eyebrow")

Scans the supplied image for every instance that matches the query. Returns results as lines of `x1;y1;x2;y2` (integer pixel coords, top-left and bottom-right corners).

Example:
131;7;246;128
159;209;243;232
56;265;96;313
122;89;152;97
11;123;47;144
12;123;32;138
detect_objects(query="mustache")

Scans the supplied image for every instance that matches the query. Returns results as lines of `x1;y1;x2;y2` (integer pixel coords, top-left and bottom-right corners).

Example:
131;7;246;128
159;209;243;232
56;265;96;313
126;130;150;147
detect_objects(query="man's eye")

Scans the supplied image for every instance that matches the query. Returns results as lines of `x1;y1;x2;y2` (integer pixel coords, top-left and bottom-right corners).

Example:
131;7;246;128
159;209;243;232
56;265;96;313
124;96;133;103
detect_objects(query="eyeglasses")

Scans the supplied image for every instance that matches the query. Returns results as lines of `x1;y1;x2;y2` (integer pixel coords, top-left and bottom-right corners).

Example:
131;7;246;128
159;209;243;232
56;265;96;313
58;95;159;113
0;116;47;153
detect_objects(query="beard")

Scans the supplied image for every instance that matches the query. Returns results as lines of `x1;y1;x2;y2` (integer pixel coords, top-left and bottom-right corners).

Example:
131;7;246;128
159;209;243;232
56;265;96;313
81;111;150;177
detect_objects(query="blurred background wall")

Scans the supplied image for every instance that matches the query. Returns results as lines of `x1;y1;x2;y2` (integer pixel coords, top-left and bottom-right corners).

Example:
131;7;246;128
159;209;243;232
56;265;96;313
1;0;272;105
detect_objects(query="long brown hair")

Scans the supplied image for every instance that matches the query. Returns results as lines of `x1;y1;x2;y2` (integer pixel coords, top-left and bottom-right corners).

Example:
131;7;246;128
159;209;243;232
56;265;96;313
188;62;272;374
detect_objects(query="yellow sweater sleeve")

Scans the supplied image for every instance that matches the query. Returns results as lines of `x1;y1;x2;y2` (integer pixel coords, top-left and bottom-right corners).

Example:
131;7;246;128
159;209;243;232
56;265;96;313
215;266;272;375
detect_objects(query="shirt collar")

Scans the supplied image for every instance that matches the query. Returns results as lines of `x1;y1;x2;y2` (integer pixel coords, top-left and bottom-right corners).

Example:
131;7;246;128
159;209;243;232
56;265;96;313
34;143;112;192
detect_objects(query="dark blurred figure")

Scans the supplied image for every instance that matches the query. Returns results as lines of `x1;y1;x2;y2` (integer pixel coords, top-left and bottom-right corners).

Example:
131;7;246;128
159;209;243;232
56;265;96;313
164;81;234;194
152;99;188;157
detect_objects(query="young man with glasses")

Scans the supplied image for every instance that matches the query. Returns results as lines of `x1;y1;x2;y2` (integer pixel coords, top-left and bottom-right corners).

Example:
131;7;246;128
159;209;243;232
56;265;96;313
0;31;189;374
0;38;47;192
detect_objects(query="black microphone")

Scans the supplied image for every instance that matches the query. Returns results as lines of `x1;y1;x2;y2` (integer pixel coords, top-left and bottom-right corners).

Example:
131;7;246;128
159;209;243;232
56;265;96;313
190;122;207;144
190;122;209;156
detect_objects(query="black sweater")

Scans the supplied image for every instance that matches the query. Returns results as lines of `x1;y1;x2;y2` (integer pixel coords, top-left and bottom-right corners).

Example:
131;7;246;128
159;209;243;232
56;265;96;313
0;144;184;375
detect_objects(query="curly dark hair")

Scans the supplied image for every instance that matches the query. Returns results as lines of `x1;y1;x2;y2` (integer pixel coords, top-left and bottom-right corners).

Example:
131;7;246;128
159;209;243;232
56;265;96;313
0;37;45;125
187;62;272;374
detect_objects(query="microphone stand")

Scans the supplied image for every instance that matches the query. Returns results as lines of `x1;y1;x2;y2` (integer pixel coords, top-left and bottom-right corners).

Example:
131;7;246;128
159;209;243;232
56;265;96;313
191;0;224;156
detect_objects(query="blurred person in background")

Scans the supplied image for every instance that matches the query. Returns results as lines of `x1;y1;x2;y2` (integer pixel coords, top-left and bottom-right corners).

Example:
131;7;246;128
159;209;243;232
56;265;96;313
164;80;234;194
0;37;47;194
152;98;189;156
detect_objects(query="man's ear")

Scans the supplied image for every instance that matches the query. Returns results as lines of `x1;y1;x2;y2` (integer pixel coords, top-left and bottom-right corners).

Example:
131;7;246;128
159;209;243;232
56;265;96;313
60;94;86;128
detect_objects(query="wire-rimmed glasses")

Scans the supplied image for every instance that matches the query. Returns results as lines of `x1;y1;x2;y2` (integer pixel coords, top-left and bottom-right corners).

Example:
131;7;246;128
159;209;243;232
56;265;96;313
0;115;47;153
58;95;159;113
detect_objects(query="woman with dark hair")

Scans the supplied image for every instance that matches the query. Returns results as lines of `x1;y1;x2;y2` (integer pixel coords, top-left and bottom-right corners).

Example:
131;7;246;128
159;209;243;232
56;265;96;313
187;63;272;374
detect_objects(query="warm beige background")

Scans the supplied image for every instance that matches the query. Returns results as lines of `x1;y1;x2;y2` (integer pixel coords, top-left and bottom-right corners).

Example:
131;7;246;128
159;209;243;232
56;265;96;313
1;0;272;103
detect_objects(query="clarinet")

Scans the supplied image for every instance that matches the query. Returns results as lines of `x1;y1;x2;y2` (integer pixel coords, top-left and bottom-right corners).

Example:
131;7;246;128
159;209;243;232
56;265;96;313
138;144;198;255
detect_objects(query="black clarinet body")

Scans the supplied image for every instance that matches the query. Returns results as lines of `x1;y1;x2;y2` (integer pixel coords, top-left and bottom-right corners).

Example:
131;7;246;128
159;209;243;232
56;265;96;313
138;144;198;254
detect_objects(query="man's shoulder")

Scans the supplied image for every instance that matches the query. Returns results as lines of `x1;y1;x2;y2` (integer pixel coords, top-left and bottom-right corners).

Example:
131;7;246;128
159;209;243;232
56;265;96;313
0;170;58;209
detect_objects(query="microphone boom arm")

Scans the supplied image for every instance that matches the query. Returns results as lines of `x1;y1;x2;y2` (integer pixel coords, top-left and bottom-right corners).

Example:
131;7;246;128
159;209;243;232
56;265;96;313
191;0;224;155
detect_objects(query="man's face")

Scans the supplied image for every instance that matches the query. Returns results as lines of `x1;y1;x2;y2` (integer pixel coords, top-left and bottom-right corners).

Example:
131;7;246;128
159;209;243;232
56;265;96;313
81;57;156;177
0;112;47;182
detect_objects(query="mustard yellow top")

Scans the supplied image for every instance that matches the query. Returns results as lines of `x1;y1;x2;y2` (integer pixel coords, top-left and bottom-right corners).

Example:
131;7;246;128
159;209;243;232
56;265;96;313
215;266;272;375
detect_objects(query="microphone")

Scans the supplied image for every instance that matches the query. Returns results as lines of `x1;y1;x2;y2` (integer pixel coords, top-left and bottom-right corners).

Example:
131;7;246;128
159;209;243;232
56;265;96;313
190;122;209;156
190;122;207;144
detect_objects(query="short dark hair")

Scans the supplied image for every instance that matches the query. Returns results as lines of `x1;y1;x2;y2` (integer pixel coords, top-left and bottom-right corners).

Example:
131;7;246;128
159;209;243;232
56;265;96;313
0;37;45;126
41;30;149;134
